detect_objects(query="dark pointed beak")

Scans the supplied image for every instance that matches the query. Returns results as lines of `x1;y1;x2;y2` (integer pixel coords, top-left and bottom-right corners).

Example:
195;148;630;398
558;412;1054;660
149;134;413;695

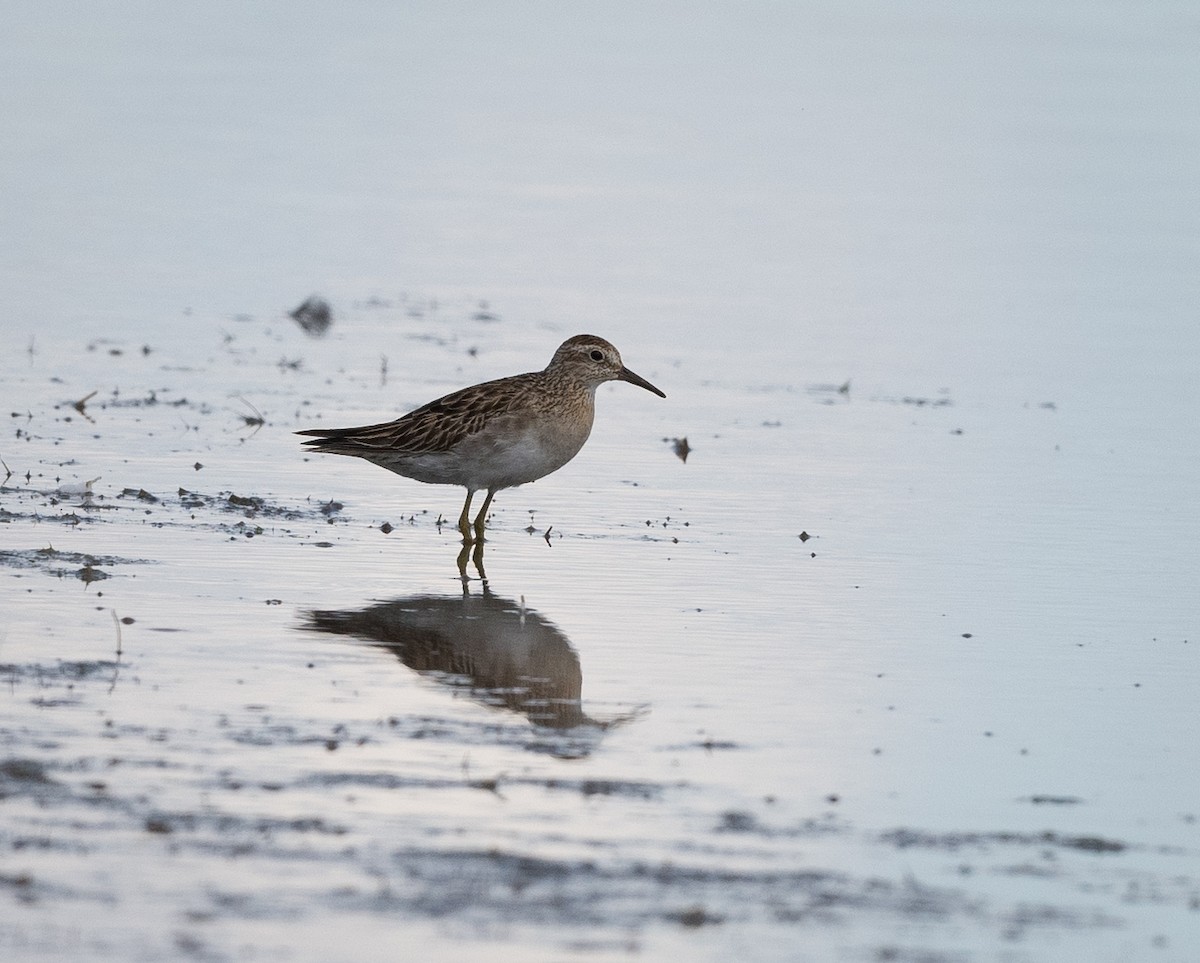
618;366;666;398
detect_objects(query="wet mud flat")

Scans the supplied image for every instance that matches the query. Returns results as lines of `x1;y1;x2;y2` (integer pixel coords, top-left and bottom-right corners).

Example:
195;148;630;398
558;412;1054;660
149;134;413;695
2;648;1191;963
2;305;1198;961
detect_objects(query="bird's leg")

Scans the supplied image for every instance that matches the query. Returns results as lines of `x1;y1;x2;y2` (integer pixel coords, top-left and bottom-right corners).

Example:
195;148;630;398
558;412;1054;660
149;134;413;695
456;542;472;589
472;489;496;543
457;490;476;543
456;538;487;591
471;539;488;588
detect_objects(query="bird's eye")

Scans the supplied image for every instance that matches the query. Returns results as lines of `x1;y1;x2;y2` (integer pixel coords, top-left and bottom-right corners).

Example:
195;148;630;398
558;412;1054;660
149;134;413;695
589;349;604;362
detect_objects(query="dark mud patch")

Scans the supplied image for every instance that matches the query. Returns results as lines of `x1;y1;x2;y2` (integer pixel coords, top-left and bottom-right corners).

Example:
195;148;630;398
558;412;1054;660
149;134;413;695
223;708;611;761
896;395;953;408
59;486;330;539
1;659;122;708
298;770;670;801
0;548;150;581
319;846;985;935
141;487;312;522
140;810;352;843
1;660;119;682
0;501;99;528
57;386;207;415
0;759;59;801
881;827;1133;855
715;809;847;840
2;485;322;535
0;756;116;813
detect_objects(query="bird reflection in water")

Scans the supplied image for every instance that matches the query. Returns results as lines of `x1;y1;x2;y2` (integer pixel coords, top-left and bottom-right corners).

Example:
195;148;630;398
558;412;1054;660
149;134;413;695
304;585;638;756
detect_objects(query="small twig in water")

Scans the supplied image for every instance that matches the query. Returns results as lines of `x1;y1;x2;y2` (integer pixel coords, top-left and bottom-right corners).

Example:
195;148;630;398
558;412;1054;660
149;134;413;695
73;390;98;421
237;396;265;425
236;396;265;437
108;609;123;694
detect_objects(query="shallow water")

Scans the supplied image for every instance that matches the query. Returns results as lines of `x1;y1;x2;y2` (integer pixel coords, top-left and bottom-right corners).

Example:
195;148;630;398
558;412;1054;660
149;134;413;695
3;3;1199;962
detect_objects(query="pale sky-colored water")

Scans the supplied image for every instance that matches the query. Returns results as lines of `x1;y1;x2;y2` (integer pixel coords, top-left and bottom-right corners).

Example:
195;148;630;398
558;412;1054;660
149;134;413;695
6;2;1198;356
2;4;1199;961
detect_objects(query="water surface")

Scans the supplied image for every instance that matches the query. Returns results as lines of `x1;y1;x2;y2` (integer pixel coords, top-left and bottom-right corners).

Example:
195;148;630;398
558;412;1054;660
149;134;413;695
2;3;1198;961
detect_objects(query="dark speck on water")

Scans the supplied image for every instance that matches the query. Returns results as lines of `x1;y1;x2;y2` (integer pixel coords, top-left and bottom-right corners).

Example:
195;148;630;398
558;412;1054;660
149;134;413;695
667;436;691;462
290;294;333;336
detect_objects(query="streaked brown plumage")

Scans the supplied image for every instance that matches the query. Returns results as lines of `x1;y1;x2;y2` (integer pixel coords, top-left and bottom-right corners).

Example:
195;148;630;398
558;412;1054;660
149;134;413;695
297;335;665;543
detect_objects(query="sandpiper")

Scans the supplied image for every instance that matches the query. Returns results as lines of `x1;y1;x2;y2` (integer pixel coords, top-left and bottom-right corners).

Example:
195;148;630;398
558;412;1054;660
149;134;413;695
297;335;665;543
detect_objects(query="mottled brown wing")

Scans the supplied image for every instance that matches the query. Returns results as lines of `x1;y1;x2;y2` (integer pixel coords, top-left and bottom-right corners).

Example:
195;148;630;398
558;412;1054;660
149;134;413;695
297;373;539;456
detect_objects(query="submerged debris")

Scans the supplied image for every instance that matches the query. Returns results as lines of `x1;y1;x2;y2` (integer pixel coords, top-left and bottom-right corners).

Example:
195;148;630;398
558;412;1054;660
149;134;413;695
0;547;146;581
807;381;852;404
670;905;724;928
667;436;691;463
290;294;333;336
880;828;1129;854
227;493;266;514
236;396;266;433
72;390;98;417
472;299;500;322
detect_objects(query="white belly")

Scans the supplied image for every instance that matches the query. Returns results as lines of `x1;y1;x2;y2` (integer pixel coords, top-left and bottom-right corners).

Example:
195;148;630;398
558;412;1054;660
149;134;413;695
397;410;594;492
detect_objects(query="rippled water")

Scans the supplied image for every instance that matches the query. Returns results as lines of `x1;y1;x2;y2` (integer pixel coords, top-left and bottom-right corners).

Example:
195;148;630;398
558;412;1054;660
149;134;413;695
3;3;1199;961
